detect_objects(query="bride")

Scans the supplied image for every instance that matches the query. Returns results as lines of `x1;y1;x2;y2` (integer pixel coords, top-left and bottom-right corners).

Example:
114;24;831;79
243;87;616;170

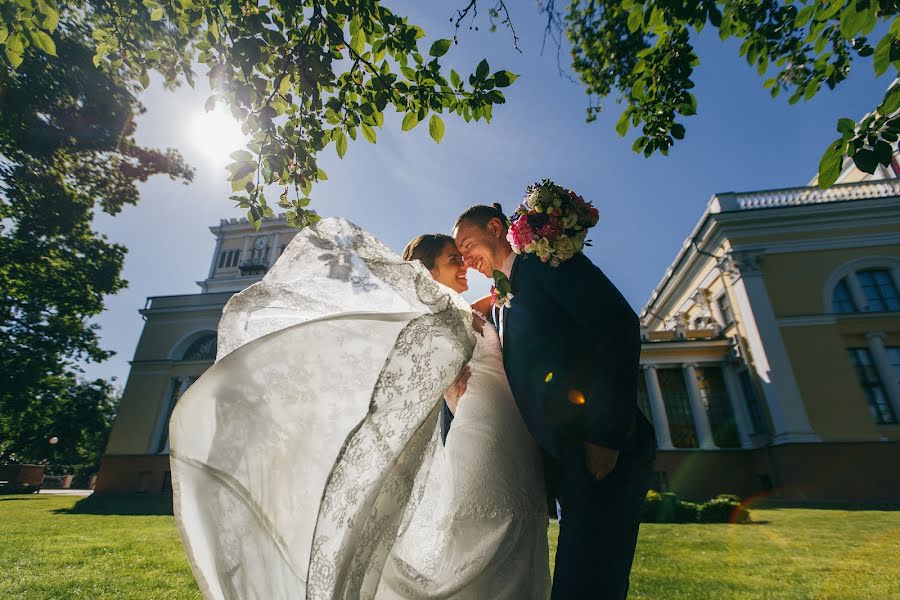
169;218;550;600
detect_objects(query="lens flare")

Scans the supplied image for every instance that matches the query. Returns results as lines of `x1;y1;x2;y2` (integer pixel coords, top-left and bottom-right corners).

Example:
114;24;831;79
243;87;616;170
568;390;585;405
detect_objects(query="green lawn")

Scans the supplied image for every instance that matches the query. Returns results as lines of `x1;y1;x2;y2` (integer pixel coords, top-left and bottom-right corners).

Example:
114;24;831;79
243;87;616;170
1;495;898;599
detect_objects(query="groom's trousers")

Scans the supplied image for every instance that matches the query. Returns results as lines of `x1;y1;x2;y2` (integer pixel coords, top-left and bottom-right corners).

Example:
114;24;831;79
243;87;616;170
550;449;653;600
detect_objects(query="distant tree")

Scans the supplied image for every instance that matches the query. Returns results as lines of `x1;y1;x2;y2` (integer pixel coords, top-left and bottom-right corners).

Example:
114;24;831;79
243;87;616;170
2;0;516;228
0;15;193;466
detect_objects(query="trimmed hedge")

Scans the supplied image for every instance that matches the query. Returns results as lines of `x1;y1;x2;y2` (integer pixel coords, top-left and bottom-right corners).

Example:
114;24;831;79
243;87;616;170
643;491;751;524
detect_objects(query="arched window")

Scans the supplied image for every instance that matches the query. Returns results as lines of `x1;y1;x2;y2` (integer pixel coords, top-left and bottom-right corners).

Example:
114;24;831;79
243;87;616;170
182;334;217;361
825;258;900;314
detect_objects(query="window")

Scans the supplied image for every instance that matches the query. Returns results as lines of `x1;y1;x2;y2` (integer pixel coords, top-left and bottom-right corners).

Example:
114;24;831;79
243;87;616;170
697;367;740;448
832;279;857;314
182;334;217;361
857;269;900;312
218;249;241;269
848;348;898;424
716;293;735;326
657;368;698;448
888;346;900;385
829;267;900;314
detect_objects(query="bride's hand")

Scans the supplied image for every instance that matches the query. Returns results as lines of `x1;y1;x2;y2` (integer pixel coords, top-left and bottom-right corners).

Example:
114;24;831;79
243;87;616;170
443;365;471;414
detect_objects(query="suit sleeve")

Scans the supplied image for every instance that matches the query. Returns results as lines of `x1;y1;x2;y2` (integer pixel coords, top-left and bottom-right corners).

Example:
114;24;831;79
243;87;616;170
531;254;641;450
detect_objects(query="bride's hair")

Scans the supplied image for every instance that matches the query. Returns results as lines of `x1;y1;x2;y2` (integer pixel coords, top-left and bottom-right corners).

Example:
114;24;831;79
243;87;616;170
402;234;455;270
454;203;507;230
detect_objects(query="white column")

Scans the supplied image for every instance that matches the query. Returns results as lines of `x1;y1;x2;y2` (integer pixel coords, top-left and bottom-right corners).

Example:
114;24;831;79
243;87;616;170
865;332;900;421
726;251;818;444
683;363;717;449
269;232;282;267
643;365;674;450
721;364;755;448
240;235;252;267
207;233;223;278
845;272;869;311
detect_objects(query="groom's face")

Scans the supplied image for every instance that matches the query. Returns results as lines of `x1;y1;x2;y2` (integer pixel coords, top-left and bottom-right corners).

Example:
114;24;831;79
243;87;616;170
453;218;506;277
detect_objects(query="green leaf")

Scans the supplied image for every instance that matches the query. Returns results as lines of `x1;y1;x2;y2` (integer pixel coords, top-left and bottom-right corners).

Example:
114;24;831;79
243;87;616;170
139;70;150;89
615;110;630;137
671;123;685;140
41;7;59;31
837;118;856;136
795;5;814;28
0;28;7;45
817;139;845;188
229;162;256;182
317;168;328;181
429;38;452;57
879;85;900;115
839;0;865;39
475;59;489;81
627;9;642;33
450;69;462;88
350;29;365;55
874;35;893;76
150;7;164;21
5;46;23;68
336;131;348;158
853;148;878;173
429;114;445;143
401;111;419;131
361;123;376;143
493;70;518;88
32;30;56;56
229;150;253;162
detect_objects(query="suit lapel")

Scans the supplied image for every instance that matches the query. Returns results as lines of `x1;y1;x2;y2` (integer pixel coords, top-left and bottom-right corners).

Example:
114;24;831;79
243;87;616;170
502;254;522;349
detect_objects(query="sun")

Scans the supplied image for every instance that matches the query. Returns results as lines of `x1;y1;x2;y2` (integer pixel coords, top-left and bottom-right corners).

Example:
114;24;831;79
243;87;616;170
191;101;247;164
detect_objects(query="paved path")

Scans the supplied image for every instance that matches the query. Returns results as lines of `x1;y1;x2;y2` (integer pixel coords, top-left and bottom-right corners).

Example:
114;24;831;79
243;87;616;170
38;489;94;496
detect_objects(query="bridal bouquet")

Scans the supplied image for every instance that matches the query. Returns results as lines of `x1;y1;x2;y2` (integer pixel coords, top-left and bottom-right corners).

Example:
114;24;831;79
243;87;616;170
507;179;599;267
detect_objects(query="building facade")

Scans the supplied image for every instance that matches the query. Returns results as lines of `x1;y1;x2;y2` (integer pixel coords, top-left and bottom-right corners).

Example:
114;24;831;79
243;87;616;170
94;217;299;494
639;173;900;503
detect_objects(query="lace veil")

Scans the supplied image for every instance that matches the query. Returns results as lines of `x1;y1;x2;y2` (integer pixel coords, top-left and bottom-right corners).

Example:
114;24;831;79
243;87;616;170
169;218;475;600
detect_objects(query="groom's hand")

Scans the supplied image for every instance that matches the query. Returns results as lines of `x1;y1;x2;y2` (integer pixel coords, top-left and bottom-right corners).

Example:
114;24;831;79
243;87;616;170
584;443;619;481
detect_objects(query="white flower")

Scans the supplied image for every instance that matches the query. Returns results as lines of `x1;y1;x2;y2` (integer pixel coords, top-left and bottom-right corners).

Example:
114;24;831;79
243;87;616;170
495;291;514;308
555;235;577;261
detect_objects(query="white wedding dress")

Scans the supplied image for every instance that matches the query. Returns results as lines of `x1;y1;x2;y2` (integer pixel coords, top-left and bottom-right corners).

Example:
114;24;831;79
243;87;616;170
169;218;550;600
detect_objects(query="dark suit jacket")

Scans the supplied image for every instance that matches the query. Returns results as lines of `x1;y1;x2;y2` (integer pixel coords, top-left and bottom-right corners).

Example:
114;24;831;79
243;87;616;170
499;253;654;466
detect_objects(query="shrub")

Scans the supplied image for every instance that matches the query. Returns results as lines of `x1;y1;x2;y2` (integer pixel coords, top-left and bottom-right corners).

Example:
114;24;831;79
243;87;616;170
643;491;751;524
698;495;751;524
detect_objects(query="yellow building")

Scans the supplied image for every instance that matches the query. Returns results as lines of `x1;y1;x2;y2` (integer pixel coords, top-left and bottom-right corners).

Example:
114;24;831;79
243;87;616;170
98;163;900;502
639;163;900;502
94;216;299;494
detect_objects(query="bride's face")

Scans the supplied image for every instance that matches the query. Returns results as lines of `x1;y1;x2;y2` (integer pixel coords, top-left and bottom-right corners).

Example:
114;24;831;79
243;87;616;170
430;242;469;293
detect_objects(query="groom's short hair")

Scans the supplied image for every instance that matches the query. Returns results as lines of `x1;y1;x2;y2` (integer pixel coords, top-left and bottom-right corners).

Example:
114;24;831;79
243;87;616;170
454;204;508;230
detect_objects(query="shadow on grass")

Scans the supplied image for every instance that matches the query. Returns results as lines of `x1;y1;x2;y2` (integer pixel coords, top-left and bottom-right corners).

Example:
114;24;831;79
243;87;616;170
53;494;174;516
752;500;900;512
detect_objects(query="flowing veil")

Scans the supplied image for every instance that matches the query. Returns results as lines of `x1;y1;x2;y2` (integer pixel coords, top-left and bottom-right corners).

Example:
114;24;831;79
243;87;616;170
169;218;476;600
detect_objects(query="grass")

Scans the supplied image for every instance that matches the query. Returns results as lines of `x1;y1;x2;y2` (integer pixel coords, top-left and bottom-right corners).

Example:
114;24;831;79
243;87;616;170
1;495;898;599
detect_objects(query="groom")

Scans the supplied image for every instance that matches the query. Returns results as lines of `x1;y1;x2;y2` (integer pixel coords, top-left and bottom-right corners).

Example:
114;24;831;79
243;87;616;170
452;204;656;599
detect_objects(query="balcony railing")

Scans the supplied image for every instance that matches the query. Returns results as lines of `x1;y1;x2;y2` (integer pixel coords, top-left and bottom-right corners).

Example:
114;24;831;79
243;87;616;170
239;250;269;275
713;179;900;212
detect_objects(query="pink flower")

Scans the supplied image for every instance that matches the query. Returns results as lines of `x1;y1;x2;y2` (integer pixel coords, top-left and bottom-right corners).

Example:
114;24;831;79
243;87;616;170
507;215;534;250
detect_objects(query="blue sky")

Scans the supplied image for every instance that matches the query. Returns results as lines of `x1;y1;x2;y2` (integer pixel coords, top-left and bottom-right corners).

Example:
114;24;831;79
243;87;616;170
86;4;888;385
